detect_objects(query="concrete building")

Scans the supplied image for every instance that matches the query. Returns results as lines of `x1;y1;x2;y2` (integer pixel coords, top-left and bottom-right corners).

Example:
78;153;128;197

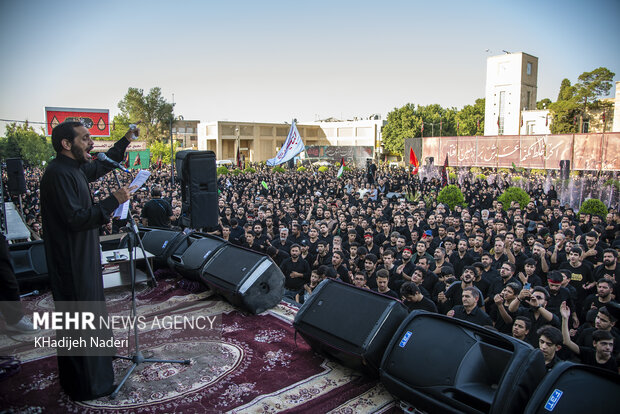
520;110;551;135
197;121;329;163
484;52;539;136
197;117;385;163
172;119;199;149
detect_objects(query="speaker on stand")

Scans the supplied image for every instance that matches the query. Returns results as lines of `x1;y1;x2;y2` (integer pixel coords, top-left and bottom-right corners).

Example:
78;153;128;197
175;151;218;230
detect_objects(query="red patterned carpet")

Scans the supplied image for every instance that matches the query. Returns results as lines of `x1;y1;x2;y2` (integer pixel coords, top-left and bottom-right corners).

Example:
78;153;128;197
0;278;399;413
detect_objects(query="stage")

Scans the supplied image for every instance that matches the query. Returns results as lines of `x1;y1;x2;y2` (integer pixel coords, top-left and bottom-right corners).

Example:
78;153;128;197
0;273;400;413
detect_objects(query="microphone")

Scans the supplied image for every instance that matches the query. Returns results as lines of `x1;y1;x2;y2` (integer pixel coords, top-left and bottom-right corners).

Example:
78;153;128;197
97;153;130;173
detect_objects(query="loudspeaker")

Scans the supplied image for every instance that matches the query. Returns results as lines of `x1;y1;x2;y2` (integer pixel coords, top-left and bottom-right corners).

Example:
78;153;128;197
294;279;408;376
380;311;546;414
201;244;284;314
524;362;620;414
9;240;49;289
559;160;570;180
175;151;218;229
167;232;227;280
6;158;27;195
139;228;187;268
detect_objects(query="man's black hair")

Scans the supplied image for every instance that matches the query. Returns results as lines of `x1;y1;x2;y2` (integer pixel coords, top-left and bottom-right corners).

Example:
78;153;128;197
51;121;84;153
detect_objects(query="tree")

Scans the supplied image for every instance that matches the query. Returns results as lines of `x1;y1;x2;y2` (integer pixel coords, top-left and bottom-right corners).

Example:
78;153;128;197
548;99;580;134
455;98;485;136
437;185;465;210
574;67;615;113
382;103;458;155
498;187;530;210
148;139;179;164
117;87;174;144
536;98;552;110
557;78;575;101
0;122;54;167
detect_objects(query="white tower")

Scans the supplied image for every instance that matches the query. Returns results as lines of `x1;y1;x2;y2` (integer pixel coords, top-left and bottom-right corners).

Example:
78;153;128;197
484;52;538;136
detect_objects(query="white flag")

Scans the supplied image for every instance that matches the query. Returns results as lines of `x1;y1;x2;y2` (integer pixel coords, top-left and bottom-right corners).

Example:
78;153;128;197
266;120;305;166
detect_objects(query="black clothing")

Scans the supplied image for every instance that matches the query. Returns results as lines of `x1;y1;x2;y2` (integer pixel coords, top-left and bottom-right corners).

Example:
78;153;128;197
0;233;23;324
451;305;493;327
280;257;311;291
405;297;438;313
141;198;172;227
577;346;618;372
40;138;129;401
372;288;399;299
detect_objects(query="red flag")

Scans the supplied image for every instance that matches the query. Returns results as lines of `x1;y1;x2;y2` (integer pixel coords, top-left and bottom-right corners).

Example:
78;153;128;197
133;153;141;167
123;153;129;168
409;148;419;175
497;116;500;127
441;154;449;188
156;156;162;169
476;119;480;129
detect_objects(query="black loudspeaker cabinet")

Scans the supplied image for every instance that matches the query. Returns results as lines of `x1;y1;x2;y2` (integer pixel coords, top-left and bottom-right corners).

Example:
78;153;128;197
200;244;284;314
167;232;227;280
6;158;27;195
175;150;218;229
294;279;409;377
524;362;620;414
139;228;187;268
9;240;49;289
380;311;546;414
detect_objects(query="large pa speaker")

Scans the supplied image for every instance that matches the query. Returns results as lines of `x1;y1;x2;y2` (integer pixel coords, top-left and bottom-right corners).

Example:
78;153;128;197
524;362;620;414
294;279;408;376
139;228;187;268
167;232;227;280
559;160;570;180
380;311;546;414
200;244;284;314
9;240;49;289
175;150;218;229
6;158;27;195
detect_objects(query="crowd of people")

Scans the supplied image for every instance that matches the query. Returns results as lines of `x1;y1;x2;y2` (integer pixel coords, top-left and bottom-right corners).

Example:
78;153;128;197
4;159;620;374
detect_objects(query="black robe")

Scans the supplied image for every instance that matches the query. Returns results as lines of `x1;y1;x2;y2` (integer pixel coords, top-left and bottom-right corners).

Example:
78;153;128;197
40;138;129;400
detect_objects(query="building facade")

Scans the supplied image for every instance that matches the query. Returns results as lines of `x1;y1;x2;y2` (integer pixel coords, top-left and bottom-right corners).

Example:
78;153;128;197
484;52;539;136
172;119;199;149
197;117;385;163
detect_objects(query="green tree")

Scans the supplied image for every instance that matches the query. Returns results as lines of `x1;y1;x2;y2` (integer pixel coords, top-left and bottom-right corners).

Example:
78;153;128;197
437;185;465;210
578;198;608;218
106;113;132;142
148;139;179;164
574;67;615;113
498;187;530;210
548;99;580;134
455;98;485;136
536;98;552;110
382;103;458;155
557;78;575;101
117;87;174;144
0;122;54;166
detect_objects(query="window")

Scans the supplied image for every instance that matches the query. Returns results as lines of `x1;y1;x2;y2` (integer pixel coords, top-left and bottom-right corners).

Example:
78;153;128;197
498;91;506;135
527;62;532;76
526;91;531;110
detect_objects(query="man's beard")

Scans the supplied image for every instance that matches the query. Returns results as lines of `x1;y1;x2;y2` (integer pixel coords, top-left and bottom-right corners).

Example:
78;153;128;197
71;144;92;164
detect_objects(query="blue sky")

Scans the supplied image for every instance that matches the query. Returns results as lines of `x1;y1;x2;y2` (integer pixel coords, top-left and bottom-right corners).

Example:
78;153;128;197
1;0;618;134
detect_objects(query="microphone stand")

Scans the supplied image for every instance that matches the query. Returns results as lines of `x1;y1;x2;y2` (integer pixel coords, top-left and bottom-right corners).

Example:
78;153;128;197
109;169;190;399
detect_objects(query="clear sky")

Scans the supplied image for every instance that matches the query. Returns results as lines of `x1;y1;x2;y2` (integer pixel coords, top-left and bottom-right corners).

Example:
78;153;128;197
1;0;618;134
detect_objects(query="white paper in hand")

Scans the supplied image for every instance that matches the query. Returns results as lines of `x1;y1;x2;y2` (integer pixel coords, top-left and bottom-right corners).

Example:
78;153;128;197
113;170;151;219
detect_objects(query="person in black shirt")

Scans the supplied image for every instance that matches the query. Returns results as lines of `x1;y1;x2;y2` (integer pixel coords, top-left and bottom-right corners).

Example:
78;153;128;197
280;244;311;300
141;186;173;228
328;251;351;284
400;282;437;313
561;302;617;372
537;325;564;371
447;287;493;327
511;316;531;342
373;269;399;299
